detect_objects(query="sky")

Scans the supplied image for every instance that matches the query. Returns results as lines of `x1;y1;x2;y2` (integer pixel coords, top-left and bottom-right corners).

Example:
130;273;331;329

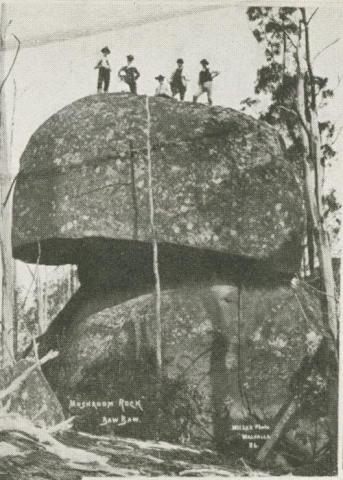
2;1;342;199
2;1;343;284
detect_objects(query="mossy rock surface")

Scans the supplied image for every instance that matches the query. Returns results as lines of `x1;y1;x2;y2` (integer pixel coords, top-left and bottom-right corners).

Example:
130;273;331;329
13;94;304;273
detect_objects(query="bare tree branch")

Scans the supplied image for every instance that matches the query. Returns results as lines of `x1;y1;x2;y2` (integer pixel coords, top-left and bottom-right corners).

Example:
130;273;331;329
0;33;20;94
0;350;58;402
1;172;17;207
48;416;75;434
9;77;16;153
277;105;312;139
307;7;319;25
269;14;298;50
299;276;338;301
257;399;298;464
313;38;340;62
0;413;124;474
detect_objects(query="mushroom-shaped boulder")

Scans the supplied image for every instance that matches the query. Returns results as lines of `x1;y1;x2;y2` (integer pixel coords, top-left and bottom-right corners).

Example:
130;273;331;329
13;93;304;280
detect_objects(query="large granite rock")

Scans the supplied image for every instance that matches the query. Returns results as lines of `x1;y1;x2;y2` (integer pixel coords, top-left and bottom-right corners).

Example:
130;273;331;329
13;94;304;274
41;284;321;447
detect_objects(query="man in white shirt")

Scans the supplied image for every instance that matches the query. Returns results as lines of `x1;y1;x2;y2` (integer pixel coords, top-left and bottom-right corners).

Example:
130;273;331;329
154;75;171;98
117;70;131;93
94;46;111;93
118;55;140;94
193;59;220;106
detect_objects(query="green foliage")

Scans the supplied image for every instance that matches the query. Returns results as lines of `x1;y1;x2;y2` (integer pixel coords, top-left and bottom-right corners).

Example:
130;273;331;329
245;6;340;240
247;7;272;23
255;63;284;94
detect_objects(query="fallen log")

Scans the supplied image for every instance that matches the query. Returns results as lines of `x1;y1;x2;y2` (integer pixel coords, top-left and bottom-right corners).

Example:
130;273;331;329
0;413;132;476
0;350;58;402
0;416;265;477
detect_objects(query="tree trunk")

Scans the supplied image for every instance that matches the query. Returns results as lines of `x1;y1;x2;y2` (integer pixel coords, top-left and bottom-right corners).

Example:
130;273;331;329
13;261;18;360
145;96;162;381
37;266;48;334
201;286;250;450
306;211;315;276
299;9;338;344
0;2;14;367
296;11;338;467
256;399;298;464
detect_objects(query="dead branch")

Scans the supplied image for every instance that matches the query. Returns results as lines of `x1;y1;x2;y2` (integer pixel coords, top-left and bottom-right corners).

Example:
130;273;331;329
269;14;298;51
0;33;20;94
277;105;312;141
179;467;239;476
9;77;16;155
1;172;17;207
239;457;254;475
0;413;127;475
48;416;75;434
298;276;338;300
313;38;340;62
0;350;58;402
307;8;319;25
256;399;298;464
31;405;46;421
25;263;35;279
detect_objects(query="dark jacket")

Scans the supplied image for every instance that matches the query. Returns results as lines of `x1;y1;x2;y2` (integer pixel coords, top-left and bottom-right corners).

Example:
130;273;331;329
199;68;213;85
171;68;184;87
118;65;140;85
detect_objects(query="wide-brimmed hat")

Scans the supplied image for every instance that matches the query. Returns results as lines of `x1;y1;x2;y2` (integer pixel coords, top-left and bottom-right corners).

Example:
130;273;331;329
127;54;134;61
200;58;209;65
155;74;165;81
101;46;111;54
176;58;184;64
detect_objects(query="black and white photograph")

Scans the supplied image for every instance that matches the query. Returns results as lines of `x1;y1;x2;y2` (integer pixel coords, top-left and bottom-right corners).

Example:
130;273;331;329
0;1;341;478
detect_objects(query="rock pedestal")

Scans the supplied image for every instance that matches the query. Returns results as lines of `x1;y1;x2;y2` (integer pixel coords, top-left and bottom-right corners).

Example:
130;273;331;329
12;95;309;454
40;284;319;451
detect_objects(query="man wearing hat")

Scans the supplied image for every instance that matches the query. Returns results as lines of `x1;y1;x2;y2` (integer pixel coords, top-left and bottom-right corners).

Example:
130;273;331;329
193;59;220;106
170;58;188;101
154;75;171;98
94;46;111;93
118;55;140;94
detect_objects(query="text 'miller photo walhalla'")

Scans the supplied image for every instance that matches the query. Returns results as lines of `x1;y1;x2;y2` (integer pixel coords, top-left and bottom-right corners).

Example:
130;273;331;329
0;1;341;478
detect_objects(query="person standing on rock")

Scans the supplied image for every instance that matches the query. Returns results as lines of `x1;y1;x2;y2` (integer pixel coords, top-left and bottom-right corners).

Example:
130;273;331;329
118;55;140;94
193;59;220;106
117;70;131;93
154;75;171;98
170;58;188;100
94;46;111;93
